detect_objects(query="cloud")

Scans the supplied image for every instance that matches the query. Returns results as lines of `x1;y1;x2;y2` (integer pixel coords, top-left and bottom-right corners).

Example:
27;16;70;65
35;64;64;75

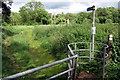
40;0;120;3
10;0;119;13
97;2;118;8
11;0;31;12
43;2;72;9
41;0;119;14
68;3;88;13
11;2;25;12
44;2;89;14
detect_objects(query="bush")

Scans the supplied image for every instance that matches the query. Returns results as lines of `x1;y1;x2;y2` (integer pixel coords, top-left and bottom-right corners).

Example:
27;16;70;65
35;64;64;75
2;22;8;26
106;19;113;23
3;23;119;79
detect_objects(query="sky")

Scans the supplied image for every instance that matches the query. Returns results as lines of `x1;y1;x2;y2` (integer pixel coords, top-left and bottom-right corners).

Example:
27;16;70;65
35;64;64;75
10;0;120;14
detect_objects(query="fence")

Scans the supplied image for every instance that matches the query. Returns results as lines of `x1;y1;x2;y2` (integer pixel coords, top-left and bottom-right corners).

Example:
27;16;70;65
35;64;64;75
3;42;108;80
3;55;78;80
68;42;108;79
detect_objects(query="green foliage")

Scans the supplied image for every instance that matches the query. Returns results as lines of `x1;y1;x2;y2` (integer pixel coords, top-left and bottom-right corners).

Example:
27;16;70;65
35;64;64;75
2;26;67;79
3;3;119;26
25;0;43;10
76;12;89;24
33;23;119;79
106;61;120;79
18;0;50;25
2;13;11;24
2;23;119;79
106;19;113;23
55;14;66;24
10;12;22;25
83;18;91;23
111;42;120;62
96;7;118;23
34;8;50;24
2;22;8;26
2;2;119;79
6;6;119;26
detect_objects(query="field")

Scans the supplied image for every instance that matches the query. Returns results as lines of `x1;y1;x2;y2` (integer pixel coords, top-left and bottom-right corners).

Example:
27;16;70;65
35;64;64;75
2;23;120;79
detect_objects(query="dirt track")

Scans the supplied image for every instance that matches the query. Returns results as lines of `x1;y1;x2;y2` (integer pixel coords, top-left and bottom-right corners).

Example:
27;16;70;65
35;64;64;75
77;71;96;80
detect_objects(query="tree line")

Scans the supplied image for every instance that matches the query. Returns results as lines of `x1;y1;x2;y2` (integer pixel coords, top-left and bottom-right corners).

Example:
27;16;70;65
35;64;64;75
2;0;120;26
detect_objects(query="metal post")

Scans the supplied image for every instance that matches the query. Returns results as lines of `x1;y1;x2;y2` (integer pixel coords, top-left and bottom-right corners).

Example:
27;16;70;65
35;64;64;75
4;55;77;79
91;10;96;58
103;47;106;79
67;54;72;80
72;55;78;80
75;43;76;54
90;43;92;61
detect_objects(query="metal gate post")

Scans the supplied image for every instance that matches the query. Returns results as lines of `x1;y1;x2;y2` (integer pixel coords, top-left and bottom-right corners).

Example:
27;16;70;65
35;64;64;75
91;10;96;58
103;47;108;79
72;55;78;80
103;47;105;79
67;54;72;80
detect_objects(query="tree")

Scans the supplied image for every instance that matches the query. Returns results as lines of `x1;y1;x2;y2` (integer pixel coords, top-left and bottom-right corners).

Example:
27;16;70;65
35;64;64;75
96;8;108;23
0;0;13;23
10;12;21;25
76;12;88;24
19;0;50;25
96;7;118;24
25;0;43;10
19;5;29;24
34;8;50;24
111;8;119;23
65;13;77;24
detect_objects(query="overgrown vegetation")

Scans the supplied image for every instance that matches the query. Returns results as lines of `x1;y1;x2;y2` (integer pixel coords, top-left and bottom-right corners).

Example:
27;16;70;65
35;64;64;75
2;23;119;79
1;0;119;79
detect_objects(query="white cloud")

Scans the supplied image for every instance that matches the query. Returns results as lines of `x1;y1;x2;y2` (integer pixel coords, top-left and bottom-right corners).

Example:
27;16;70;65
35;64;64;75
40;0;119;2
44;2;89;14
10;0;119;13
40;0;74;3
68;3;87;13
11;2;24;12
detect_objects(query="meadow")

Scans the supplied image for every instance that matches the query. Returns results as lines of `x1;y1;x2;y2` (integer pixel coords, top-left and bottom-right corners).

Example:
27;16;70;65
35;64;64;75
2;23;120;79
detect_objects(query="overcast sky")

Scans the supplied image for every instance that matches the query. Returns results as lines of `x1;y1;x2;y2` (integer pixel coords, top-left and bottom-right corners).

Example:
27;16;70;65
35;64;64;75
11;0;120;14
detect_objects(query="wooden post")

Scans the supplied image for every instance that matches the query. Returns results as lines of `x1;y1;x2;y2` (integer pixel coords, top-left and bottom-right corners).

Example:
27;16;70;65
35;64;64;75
108;34;113;61
67;19;70;24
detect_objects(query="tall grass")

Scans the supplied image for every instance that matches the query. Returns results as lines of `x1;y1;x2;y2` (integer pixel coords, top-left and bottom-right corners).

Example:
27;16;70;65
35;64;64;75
2;23;119;79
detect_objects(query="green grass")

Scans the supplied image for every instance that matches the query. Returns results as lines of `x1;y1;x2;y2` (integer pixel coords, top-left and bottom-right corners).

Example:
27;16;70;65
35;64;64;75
2;23;119;79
